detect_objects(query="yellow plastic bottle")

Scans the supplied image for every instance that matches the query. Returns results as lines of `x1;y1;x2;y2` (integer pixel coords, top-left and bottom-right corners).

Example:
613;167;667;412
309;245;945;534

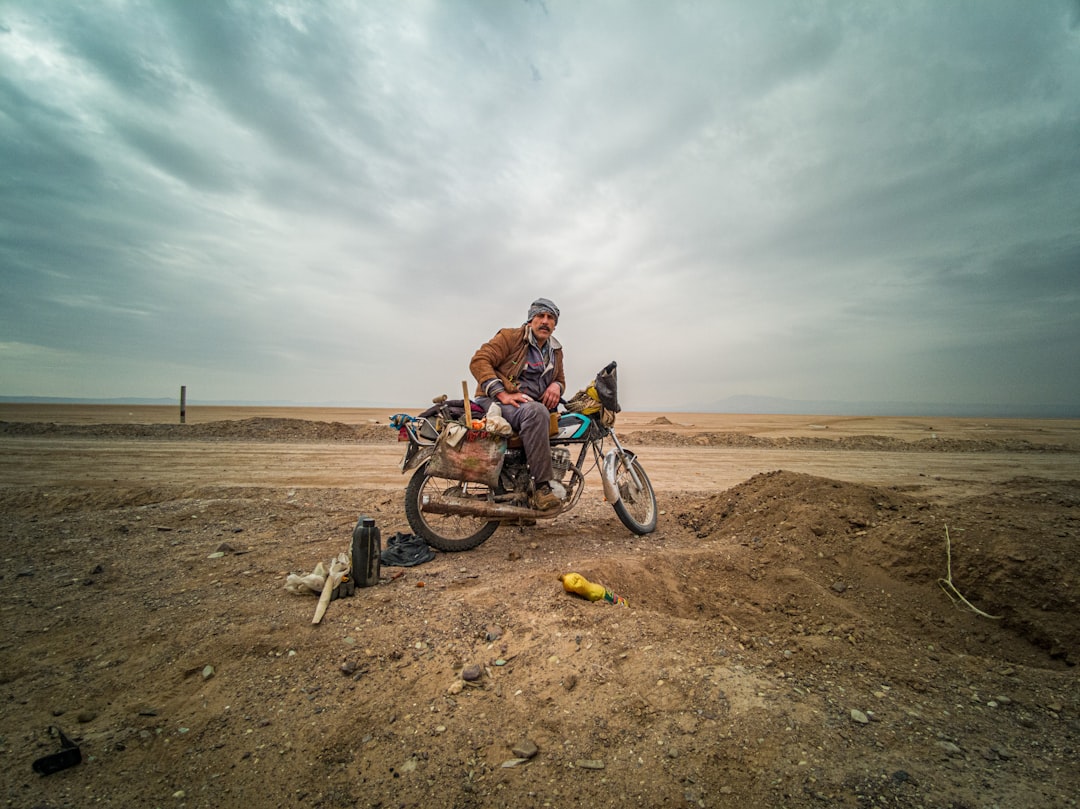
559;573;627;606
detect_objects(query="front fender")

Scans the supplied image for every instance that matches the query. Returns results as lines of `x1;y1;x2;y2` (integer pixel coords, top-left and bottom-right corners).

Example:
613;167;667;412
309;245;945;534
601;450;622;505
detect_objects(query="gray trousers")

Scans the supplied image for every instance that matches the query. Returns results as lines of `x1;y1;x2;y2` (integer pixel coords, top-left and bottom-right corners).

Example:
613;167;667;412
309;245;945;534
477;398;554;484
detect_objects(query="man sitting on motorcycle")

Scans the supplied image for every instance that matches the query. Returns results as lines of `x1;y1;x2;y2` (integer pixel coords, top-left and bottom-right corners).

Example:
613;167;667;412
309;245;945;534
470;297;566;510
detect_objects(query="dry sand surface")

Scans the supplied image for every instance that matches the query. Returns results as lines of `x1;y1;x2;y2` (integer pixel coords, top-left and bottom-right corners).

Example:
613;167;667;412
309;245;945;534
1;404;1078;808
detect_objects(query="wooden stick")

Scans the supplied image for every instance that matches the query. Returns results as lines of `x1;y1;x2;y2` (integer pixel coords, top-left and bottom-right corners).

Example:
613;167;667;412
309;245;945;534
312;555;348;624
312;574;336;624
462;380;471;426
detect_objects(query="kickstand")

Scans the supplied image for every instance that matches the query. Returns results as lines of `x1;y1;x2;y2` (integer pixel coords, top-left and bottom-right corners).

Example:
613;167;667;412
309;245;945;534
32;726;82;776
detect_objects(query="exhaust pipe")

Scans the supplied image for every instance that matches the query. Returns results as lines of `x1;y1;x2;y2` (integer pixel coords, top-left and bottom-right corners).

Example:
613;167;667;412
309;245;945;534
422;498;560;521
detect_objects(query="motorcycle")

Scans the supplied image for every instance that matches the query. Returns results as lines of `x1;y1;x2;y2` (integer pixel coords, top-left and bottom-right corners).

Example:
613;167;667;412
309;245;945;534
392;362;657;552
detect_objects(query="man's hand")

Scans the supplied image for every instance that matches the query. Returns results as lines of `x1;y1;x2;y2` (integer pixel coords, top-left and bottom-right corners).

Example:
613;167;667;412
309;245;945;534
496;391;532;408
540;382;561;410
496;386;560;410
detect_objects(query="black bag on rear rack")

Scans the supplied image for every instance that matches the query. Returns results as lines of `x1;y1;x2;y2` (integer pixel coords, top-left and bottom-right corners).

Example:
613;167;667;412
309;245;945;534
565;361;620;427
594;361;620;413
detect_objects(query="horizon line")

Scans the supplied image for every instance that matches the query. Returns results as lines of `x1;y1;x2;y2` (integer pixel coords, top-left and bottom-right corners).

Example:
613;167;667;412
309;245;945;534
1;394;1076;420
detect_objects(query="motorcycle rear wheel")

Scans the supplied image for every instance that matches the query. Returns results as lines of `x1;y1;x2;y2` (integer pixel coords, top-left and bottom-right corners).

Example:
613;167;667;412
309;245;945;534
404;464;499;552
611;455;658;535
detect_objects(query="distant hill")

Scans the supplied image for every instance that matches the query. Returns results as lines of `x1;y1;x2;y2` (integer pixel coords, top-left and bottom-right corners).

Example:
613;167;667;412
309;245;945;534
2;394;1075;418
0;396;180;405
0;396;400;408
688;395;1078;419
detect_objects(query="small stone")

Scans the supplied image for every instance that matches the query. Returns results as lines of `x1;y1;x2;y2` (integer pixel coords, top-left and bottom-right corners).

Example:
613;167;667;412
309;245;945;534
207;551;226;559
485;625;503;641
462;664;482;682
850;709;869;724
576;759;605;770
511;739;539;760
831;581;847;593
447;680;464;695
202;665;215;680
501;758;528;768
937;741;962;756
341;661;358;676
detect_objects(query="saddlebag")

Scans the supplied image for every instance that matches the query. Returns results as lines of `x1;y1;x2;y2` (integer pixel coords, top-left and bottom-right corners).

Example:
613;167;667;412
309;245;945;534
426;428;507;487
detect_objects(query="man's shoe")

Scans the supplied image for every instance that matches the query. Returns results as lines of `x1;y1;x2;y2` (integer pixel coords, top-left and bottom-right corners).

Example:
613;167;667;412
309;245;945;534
532;483;562;511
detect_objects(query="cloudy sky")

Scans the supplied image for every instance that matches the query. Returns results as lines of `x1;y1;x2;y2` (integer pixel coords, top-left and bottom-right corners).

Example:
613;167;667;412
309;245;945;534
2;1;1078;414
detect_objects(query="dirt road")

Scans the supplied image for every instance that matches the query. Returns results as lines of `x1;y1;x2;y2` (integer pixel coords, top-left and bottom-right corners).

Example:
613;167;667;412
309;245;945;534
2;436;1076;503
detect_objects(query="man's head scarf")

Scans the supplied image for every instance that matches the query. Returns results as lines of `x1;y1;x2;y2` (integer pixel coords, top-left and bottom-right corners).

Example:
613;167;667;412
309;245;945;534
527;297;560;324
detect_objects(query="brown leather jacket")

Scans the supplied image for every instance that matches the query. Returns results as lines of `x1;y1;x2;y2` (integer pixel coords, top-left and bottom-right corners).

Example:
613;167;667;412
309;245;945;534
470;325;565;400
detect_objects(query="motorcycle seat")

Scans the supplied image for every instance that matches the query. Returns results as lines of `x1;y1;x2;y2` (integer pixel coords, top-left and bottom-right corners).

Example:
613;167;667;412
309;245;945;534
507;413;559;449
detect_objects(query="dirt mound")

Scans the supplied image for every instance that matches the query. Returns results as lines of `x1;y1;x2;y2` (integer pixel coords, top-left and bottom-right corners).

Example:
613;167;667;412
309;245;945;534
674;470;1080;666
624;430;1070;452
4;417;1071;454
0;417;396;443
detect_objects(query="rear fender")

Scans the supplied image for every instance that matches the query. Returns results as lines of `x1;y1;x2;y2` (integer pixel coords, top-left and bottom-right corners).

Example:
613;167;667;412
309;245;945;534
402;444;435;474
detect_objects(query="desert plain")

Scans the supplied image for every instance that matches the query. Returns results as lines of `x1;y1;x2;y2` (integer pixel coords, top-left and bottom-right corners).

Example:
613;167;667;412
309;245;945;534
1;404;1077;808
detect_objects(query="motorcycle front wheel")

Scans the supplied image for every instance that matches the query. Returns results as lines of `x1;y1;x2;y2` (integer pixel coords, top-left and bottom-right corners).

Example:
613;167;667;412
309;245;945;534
404;464;500;552
611;455;658;535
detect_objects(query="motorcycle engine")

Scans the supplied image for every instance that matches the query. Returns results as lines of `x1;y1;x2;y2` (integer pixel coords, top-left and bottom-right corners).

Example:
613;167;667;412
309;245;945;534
500;446;572;492
550;447;571;481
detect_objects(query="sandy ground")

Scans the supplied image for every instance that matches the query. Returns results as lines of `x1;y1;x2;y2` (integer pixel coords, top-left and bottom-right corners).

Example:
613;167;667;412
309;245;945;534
1;405;1078;809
